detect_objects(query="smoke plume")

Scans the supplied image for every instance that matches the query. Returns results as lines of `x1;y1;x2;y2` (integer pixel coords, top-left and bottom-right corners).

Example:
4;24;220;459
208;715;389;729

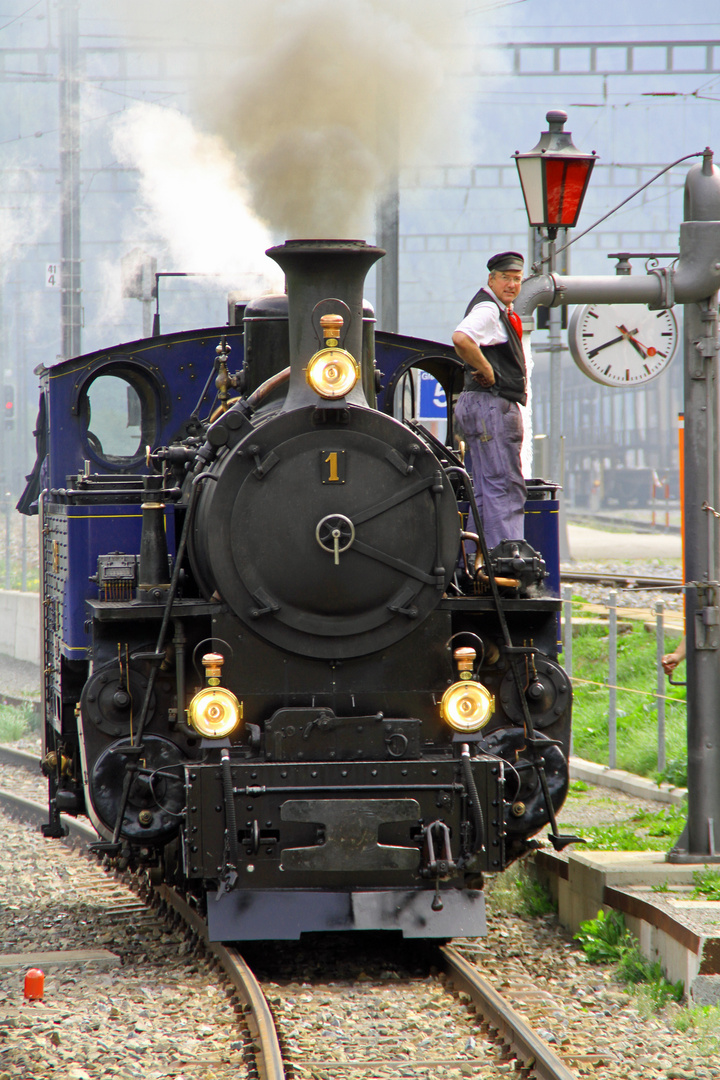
117;0;467;241
111;104;282;293
0;164;47;286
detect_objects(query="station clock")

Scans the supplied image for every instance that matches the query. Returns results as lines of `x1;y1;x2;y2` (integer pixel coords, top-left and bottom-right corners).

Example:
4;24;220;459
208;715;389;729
568;303;678;386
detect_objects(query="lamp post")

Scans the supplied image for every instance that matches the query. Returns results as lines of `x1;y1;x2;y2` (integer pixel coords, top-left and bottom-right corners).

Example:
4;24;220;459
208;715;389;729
513;111;597;491
514;110;597;241
514;132;720;861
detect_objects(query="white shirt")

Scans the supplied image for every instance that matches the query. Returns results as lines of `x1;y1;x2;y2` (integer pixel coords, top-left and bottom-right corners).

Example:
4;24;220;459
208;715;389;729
454;294;508;348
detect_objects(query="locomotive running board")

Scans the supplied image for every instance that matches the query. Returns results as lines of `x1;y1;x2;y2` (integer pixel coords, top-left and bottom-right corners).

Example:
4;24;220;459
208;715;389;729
206;887;487;941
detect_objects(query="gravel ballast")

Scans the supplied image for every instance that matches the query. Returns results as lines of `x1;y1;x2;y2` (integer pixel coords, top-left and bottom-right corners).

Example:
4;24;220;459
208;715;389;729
0;758;713;1080
0;555;705;1078
561;558;684;616
0;808;253;1080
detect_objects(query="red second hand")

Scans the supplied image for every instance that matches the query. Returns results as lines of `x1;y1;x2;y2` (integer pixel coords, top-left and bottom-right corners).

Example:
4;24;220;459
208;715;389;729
617;325;656;359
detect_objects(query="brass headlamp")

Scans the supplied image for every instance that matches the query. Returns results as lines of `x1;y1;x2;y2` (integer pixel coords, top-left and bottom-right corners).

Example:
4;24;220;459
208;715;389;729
439;644;493;733
440;681;494;733
187;652;242;739
305;314;360;400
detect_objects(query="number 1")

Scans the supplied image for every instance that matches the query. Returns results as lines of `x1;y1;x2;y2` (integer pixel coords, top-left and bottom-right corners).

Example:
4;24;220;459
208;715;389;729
325;452;339;482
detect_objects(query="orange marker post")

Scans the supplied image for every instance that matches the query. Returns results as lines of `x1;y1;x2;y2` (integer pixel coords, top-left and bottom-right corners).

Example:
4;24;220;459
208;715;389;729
24;968;44;1000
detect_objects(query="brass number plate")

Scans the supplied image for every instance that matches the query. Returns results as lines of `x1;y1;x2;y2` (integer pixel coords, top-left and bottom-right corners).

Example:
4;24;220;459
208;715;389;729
321;450;345;484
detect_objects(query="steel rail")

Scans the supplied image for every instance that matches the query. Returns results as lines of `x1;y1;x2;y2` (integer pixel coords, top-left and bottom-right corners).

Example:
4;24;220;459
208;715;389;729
0;781;97;843
0;745;40;770
0;779;286;1080
155;884;286;1080
561;570;683;591
566;512;681;536
440;944;578;1080
2;773;576;1080
2;755;577;1079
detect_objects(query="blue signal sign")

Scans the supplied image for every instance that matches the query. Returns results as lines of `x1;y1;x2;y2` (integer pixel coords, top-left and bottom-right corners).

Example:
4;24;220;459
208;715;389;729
418;371;447;419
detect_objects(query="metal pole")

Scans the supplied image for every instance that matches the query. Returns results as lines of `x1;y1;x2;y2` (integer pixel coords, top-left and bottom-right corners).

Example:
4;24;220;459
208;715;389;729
562;584;573;756
669;151;720;862
512;151;720;859
558;435;570;561
546;239;571;561
142;299;153;338
562;584;573;679
375;102;399;334
547;239;561;482
680;291;720;853
655;600;666;773
376;183;399;333
21;514;27;592
608;589;617;768
59;0;81;360
4;500;10;590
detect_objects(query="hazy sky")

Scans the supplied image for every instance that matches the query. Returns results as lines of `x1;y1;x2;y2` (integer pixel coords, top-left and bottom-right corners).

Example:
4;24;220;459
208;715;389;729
0;0;718;348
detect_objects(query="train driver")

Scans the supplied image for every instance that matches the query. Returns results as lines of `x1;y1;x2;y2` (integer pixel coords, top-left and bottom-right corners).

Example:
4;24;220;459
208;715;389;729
451;251;527;550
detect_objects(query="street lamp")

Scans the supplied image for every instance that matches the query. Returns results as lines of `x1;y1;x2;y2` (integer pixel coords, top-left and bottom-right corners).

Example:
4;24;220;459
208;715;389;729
513;110;597;240
513;110;597;558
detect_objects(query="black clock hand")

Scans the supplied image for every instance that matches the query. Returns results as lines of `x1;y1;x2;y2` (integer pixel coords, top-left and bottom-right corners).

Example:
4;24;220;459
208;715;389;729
613;324;647;358
587;334;626;359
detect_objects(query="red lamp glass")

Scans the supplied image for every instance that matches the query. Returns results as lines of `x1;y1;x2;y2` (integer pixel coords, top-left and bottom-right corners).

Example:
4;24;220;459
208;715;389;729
514;110;597;238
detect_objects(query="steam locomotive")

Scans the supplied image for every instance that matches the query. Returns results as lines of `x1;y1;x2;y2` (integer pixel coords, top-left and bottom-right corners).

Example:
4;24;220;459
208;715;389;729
21;239;573;940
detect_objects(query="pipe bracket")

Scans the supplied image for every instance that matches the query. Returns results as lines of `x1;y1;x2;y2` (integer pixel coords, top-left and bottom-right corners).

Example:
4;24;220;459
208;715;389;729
647;265;675;310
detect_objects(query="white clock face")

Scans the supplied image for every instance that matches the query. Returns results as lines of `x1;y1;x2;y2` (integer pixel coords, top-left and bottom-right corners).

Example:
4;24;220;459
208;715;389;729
568;303;678;387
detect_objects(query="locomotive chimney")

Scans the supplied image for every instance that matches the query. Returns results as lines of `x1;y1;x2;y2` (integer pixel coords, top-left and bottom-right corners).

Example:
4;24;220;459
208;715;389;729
137;473;170;600
266;239;384;410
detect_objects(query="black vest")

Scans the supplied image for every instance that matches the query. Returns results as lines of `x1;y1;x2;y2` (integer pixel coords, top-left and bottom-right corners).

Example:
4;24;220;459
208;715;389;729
461;288;527;406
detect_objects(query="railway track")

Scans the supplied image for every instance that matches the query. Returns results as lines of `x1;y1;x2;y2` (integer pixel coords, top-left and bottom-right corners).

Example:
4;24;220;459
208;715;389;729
0;743;42;770
567;512;681;536
0;752;578;1080
0;767;283;1080
560;569;683;591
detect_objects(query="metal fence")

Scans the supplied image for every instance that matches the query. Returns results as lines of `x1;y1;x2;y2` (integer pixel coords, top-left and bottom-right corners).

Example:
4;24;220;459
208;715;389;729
561;585;685;772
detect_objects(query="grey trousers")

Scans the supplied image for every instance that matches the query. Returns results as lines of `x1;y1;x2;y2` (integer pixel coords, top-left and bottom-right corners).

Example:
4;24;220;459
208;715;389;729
454;390;526;549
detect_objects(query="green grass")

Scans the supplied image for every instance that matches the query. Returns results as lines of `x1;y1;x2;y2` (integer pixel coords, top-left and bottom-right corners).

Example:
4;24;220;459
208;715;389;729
575;908;684;1009
565;803;686;851
485;861;556;917
569;620;687;784
0;563;39;592
675;1005;720;1052
691;868;720;901
0;702;37;741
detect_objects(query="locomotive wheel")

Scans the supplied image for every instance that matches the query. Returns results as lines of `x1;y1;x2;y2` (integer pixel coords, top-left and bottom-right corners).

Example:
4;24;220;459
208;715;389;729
191;406;460;658
482;726;568;835
90;735;185;842
498;655;570;729
80;660;156;738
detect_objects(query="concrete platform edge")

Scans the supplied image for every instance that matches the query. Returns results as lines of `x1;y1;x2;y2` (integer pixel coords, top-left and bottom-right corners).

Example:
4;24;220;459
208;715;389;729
570;756;687;806
531;848;720;1005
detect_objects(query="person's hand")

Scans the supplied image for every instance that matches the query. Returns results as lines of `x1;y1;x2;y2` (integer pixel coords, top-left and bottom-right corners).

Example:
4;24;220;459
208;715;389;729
662;652;681;675
473;363;495;388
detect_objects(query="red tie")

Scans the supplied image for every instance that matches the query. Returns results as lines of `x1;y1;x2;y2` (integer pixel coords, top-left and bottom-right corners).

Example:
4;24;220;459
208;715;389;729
508;309;523;339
